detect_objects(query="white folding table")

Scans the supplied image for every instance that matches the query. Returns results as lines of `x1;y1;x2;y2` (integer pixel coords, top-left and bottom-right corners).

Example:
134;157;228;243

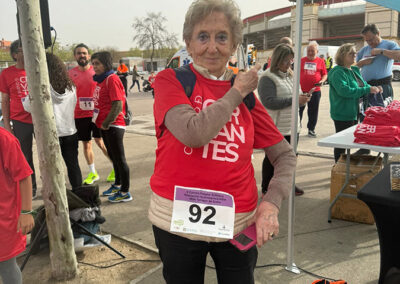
317;125;400;222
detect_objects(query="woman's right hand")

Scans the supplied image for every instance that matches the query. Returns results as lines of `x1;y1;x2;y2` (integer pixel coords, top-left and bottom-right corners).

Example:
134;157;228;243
233;64;261;98
370;86;381;94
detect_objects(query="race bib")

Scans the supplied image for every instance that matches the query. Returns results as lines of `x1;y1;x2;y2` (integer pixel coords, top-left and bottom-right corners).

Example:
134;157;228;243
92;108;99;123
79;97;94;110
170;186;235;239
21;96;31;113
304;62;317;72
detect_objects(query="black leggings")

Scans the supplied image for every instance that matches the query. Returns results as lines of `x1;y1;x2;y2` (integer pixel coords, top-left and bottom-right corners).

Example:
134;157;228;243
101;127;130;192
12;120;36;194
333;120;357;162
262;134;298;194
59;133;82;189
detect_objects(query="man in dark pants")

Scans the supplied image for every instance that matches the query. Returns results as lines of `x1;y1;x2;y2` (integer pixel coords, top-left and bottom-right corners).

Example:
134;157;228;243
117;59;129;96
299;41;327;138
0;40;37;198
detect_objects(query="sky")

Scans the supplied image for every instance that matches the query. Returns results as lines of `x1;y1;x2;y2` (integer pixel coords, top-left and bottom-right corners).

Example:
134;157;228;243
0;0;295;51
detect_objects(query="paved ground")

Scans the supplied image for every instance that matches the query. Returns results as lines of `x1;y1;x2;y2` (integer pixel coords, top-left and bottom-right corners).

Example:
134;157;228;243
31;80;400;283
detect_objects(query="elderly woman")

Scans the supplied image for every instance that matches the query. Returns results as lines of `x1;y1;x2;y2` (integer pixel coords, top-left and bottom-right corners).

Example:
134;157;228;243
90;51;131;202
328;43;381;162
148;0;296;283
258;43;311;196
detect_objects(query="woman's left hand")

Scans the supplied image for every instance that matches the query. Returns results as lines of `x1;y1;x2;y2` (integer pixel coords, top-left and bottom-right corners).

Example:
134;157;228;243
101;123;109;130
248;201;279;247
17;214;34;235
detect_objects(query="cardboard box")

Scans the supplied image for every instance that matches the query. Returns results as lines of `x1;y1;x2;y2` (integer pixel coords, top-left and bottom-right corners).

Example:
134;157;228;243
330;154;382;224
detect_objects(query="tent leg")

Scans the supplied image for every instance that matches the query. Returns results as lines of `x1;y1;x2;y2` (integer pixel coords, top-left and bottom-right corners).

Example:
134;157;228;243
287;0;304;273
285;263;301;274
20;220;47;271
71;219;125;259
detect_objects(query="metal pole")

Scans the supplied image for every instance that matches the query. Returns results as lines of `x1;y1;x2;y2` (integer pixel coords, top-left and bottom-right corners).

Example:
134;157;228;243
286;0;304;274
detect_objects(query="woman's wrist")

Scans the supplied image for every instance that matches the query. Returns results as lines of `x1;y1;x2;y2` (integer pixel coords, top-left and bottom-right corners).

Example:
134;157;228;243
21;209;36;215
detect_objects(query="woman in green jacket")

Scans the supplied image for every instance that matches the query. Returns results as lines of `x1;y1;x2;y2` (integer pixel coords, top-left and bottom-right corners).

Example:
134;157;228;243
328;43;381;162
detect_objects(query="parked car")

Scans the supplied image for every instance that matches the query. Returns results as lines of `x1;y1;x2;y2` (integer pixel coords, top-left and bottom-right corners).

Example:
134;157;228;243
392;62;400;81
137;70;148;76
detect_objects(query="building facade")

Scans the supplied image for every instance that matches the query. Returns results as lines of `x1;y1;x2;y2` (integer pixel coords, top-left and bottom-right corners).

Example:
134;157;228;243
243;0;399;63
0;38;11;51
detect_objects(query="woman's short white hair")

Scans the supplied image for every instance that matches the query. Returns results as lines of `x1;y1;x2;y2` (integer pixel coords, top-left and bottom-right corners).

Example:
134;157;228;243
183;0;243;47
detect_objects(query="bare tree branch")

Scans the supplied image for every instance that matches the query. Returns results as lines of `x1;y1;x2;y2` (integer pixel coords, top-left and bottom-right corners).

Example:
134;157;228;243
132;12;178;71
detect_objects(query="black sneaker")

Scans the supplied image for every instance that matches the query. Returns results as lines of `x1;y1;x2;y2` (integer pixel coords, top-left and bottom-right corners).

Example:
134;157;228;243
308;130;317;138
295;186;304;196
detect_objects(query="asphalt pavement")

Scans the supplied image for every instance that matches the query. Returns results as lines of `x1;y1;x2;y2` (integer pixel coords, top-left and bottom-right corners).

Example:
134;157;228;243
31;80;400;284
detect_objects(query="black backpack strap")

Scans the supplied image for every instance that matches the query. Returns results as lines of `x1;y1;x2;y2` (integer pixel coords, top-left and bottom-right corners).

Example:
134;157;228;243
230;74;256;111
174;64;196;98
243;92;256;111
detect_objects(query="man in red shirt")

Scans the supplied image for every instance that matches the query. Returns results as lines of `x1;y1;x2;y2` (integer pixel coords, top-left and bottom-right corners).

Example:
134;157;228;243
69;43;114;185
0;39;37;198
299;41;327;137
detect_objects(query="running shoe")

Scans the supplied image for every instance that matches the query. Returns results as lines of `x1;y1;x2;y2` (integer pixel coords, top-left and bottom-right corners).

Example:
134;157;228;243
108;191;132;203
307;130;317;138
102;184;121;196
83;172;100;185
106;169;115;183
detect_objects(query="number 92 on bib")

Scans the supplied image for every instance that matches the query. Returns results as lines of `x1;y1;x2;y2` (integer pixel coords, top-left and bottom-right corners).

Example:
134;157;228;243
170;186;235;239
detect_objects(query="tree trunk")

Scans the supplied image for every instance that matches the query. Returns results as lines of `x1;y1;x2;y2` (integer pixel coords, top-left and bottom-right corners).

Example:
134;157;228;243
16;0;78;280
151;45;155;72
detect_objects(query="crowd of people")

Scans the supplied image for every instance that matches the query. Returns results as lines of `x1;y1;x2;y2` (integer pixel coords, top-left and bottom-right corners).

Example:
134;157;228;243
0;40;135;282
260;23;400;164
2;0;400;282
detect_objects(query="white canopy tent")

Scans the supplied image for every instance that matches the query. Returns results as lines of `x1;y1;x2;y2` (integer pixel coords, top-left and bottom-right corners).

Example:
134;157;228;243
287;0;400;273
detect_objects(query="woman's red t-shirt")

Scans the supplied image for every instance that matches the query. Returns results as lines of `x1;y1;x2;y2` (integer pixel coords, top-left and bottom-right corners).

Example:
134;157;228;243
0;127;33;261
92;74;126;128
151;65;283;213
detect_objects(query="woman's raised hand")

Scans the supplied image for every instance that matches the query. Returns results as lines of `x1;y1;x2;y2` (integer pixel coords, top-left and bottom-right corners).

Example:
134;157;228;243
233;64;261;98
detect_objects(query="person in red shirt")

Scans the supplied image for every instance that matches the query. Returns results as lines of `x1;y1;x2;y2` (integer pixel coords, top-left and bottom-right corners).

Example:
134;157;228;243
91;51;131;203
299;41;328;138
69;43;114;185
0;127;34;283
148;71;156;98
148;1;296;282
0;39;37;198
